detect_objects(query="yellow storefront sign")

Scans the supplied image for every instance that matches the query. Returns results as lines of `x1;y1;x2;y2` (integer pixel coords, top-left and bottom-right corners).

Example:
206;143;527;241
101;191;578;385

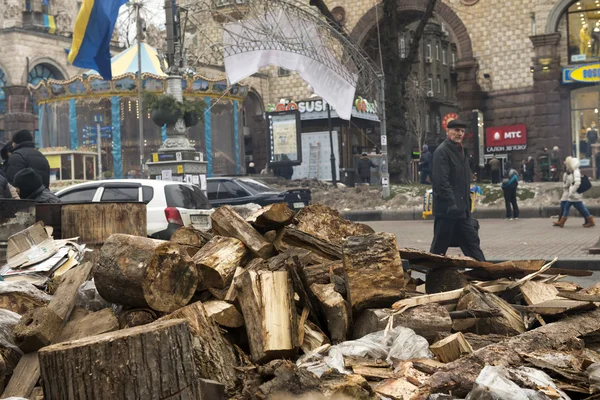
570;63;600;83
46;155;61;169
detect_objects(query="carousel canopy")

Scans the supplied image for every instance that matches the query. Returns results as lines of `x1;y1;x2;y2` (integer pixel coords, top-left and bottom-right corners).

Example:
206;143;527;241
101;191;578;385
87;42;167;77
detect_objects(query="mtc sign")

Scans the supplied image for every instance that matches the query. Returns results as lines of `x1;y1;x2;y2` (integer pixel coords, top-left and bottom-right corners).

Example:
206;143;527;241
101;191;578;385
485;124;527;153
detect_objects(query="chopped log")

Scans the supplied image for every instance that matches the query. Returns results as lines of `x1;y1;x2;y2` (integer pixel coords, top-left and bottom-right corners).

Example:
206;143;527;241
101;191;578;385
246;203;295;229
0;281;52;315
425;269;468;294
235;270;299;363
452;286;525;336
352;365;395;380
39;320;200;400
353;304;452;342
301;319;330;354
192;236;248;289
204;300;244;328
429;332;474;363
275;227;343;260
159;303;239;395
94;234;198;312
397;361;431;387
0;309;23;394
211;205;273;259
311;283;351;343
520;281;559;305
293;204;375;245
263;229;279;243
344;356;390;369
300;260;347;295
343;233;405;311
224;267;244;302
207;286;228;300
170;226;212;248
55;308;118;343
424;308;600;397
284;256;326;332
375;377;419;400
517;299;595;315
117;309;157;329
266;246;327;271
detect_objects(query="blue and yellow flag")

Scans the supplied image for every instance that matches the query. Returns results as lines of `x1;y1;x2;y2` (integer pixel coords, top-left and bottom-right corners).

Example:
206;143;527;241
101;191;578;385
68;0;128;81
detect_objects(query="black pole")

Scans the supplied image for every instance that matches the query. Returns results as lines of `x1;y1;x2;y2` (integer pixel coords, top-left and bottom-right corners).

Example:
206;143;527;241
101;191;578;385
328;104;337;187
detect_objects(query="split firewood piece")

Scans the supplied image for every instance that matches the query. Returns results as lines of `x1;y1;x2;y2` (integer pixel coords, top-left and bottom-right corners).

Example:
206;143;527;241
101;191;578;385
424;308;600;397
203;300;244;328
246;203;295;230
352;365;395;380
39;320;201;400
235;270;299;363
452;286;525;336
516;299;595;316
342;233;405;311
159;302;239;395
0;281;52;315
55;308;119;343
275;227;343;260
192;236;248;289
211;205;273;259
224;267;245;303
429;332;474;363
520;281;560;305
301;319;330;354
310;283;351;343
170;226;213;248
94;234;198;312
353;303;452;342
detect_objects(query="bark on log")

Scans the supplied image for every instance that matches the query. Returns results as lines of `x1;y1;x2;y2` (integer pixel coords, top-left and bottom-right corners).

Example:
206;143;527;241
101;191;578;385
39;320;201;400
192;236;248;289
352;304;452;342
55;308;119;343
275;227;343;260
311;283;351;343
170;226;213;248
204;300;244;328
300;260;346;288
0;281;52;315
211;205;273;259
159;302;239;395
246;203;295;229
94;234;198;312
117;309;157;329
342;233;405;311
424;308;600;397
235;270;299;363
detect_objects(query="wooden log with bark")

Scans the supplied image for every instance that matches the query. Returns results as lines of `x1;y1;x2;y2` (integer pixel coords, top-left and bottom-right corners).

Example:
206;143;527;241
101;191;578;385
246;203;295;230
94;234;198;312
423;308;600;397
0;281;52;315
117;309;157;329
203;300;244;328
170;226;213;248
235;270;299;363
159;302;239;395
310;283;351;343
211;205;273;259
429;332;474;363
191;236;248;289
293;204;375;244
39;320;201;400
275;227;343;260
342;233;405;311
55;308;119;343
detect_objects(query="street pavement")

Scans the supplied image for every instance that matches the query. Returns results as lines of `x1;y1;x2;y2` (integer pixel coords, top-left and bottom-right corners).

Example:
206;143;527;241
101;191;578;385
367;218;600;286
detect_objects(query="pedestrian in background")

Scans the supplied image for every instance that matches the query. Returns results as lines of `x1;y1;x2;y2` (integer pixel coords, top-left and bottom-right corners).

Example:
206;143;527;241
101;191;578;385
5;130;50;188
12;168;60;204
1;142;13;172
430;119;486;261
489;156;501;184
526;156;535;182
358;152;378;184
501;169;519;220
553;157;594;228
419;145;432;184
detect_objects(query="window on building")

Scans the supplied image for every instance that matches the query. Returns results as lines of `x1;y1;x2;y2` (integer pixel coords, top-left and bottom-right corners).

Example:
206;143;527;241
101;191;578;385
436;114;441;134
278;67;291;77
444;79;448;97
567;0;600;63
399;36;406;58
442;49;447;65
427;76;433;92
437;75;441;93
451;52;456;68
0;68;6;115
28;64;61;114
436;43;440;61
426;42;432;59
426;111;431;132
42;0;50;14
571;86;600;164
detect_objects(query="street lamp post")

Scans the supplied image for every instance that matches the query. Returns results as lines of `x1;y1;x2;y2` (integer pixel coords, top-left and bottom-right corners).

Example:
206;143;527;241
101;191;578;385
327;103;337;187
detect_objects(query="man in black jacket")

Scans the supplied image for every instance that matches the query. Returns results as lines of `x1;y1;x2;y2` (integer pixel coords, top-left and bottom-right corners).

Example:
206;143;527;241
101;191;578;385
5;130;50;188
430;120;485;261
13;168;60;203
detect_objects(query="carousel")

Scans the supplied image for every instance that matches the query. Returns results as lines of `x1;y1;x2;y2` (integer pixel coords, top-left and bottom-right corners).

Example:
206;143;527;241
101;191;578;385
31;42;249;184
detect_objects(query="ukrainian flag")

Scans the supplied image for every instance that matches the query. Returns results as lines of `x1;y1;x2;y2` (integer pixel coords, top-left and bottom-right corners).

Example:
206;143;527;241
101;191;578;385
68;0;128;81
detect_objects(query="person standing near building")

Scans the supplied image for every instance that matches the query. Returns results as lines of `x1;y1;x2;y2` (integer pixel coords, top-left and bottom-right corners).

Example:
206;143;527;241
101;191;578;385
553;157;595;228
358;152;378;184
489;156;501;184
550;146;561;182
419;145;432;184
501;169;519;220
526;156;535;182
430;120;486;261
12;168;60;204
5;130;50;188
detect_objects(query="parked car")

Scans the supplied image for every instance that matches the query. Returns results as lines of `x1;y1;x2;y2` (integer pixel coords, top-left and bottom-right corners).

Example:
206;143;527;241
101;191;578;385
206;177;311;210
55;179;213;239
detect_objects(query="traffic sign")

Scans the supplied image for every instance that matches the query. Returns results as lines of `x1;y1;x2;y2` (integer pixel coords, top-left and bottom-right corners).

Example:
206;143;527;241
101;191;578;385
93;115;104;123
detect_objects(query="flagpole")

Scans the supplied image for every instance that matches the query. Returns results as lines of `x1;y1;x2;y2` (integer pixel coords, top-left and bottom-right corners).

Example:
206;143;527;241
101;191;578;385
135;2;145;176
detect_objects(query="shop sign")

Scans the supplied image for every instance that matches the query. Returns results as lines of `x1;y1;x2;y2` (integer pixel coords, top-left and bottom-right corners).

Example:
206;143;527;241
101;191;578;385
485;124;527;153
442;113;459;131
563;63;600;84
267;97;378;115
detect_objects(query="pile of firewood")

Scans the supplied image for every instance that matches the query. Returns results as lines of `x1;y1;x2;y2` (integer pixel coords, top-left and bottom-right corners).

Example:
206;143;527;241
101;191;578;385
2;203;600;399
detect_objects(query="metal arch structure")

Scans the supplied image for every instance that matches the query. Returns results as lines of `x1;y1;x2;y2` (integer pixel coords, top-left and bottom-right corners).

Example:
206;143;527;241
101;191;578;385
181;0;391;196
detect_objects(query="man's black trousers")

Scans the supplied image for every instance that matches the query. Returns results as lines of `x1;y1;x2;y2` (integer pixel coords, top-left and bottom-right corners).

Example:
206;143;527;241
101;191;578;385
430;217;486;261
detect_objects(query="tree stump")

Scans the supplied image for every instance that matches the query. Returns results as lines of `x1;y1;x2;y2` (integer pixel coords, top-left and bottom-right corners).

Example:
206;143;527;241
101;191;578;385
94;234;198;312
38;319;200;400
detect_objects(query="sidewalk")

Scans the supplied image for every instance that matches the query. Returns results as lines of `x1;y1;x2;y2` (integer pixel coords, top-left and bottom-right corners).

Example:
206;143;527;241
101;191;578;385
366;218;600;270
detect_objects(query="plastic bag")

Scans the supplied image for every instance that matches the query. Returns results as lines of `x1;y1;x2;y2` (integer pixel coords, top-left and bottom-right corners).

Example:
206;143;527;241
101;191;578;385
75;279;112;311
466;366;562;400
511;367;570;400
387;327;433;363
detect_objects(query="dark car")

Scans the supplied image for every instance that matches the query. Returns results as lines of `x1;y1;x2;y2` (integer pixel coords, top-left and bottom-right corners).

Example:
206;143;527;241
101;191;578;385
206;177;311;210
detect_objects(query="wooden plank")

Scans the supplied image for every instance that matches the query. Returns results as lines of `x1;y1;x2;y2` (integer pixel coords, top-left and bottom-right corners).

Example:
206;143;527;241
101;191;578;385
1;353;40;398
520;281;559;305
391;283;511;310
507;258;558;290
517;299;595;316
352;365;395;380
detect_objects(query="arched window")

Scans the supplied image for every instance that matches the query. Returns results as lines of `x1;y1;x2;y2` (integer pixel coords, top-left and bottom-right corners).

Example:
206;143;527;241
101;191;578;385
28;63;63;113
0;68;6;115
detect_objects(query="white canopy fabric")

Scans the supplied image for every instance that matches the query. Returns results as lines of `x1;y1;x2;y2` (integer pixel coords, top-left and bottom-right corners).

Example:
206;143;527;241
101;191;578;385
222;11;357;120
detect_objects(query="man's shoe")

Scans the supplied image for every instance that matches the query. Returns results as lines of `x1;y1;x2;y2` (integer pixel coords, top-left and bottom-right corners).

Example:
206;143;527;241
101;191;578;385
553;216;567;227
584;216;596;228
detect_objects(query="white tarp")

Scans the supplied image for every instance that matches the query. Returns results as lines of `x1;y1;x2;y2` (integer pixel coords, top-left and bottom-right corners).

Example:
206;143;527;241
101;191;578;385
223;10;357;120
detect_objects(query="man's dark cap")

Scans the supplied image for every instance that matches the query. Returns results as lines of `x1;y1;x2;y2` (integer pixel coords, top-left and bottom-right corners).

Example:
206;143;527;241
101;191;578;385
447;120;467;129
